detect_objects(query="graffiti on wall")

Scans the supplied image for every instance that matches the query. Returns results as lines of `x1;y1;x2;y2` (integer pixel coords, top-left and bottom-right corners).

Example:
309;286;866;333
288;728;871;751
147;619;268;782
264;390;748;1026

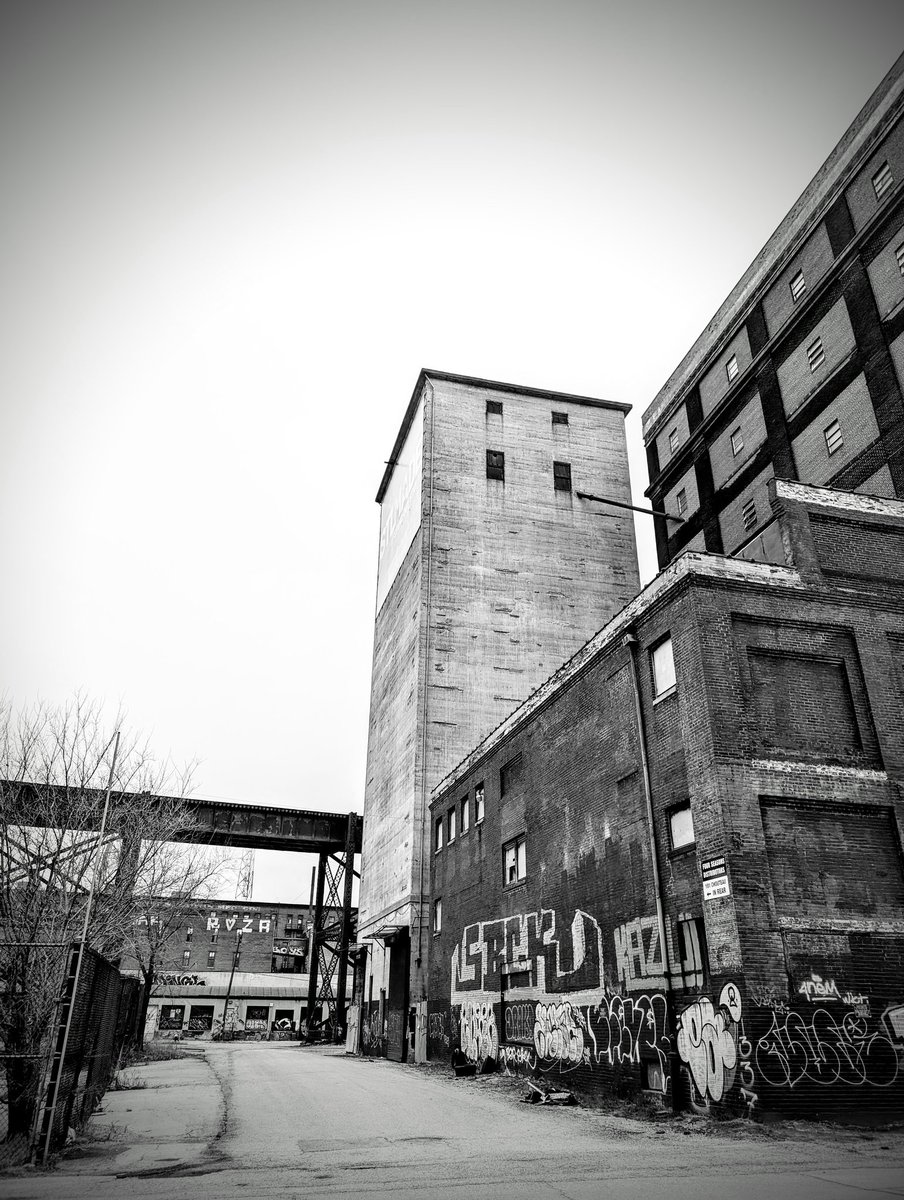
755;1008;899;1090
676;984;742;1105
451;908;604;1001
459;1000;498;1064
797;974;870;1013
613;914;704;992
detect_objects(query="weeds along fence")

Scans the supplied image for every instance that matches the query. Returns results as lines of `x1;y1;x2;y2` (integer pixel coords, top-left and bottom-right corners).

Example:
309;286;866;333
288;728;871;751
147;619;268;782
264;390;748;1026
0;941;141;1165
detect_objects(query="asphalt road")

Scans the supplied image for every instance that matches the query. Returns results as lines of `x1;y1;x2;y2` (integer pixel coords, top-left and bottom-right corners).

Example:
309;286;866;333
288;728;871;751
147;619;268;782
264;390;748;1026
2;1042;904;1199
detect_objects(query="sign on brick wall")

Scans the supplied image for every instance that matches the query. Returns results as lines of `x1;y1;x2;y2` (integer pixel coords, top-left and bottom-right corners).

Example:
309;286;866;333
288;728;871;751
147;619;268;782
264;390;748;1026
701;855;731;901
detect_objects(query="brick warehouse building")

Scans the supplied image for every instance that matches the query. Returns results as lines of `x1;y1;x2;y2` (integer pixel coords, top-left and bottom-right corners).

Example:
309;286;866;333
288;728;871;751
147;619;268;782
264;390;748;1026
123;898;351;1038
358;370;640;1060
643;52;904;570
427;481;904;1120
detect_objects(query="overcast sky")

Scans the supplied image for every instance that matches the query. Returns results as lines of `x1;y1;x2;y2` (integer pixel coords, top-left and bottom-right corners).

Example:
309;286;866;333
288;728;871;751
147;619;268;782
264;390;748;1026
2;2;902;903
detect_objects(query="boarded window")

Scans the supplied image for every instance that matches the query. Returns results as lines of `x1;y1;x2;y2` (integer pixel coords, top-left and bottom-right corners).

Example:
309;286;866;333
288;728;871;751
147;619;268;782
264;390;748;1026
486;399;503;416
669;804;694;849
500;754;522;795
553;461;572;492
747;650;861;758
761;800;904;918
651;636;676;696
552;410;568;425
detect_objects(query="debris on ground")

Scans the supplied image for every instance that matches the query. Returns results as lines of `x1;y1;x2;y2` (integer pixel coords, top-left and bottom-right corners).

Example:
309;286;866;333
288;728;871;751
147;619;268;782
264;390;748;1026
522;1081;577;1106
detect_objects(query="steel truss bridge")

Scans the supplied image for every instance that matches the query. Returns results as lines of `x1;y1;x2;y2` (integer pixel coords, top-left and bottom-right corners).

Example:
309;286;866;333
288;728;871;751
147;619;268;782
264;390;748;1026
2;782;362;1040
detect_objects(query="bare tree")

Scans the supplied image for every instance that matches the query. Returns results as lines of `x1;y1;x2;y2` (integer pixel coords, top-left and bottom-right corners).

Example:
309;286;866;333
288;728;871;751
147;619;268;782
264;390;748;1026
0;694;227;1142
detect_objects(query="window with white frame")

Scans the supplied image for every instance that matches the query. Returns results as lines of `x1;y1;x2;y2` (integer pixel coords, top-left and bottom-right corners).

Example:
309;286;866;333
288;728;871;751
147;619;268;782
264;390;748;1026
182;949;191;966
790;270;806;303
435;816;443;852
676;488;687;516
475;783;485;823
668;427;679;454
824;419;844;455
503;836;527;886
806;336;825;373
186;927;193;942
460;795;470;833
730;427;744;457
651;636;676;697
669;803;695;850
433;898;442;934
725;354;739;383
872;161;894;202
447;806;456;842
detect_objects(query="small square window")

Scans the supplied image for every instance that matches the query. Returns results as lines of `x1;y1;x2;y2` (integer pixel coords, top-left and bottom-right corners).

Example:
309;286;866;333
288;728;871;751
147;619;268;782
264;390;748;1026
790;270;806;303
730;427;744;457
670;804;695;850
433;898;442;934
675;488;687;516
475;783;485;823
742;497;758;532
460;796;470;833
872;161;894;202
668;428;680;453
651;636;676;697
503;836;527;886
186;927;193;942
447;807;457;842
824;419;843;455
726;354;739;383
552;411;569;426
500;754;522;796
486;449;505;481
435;817;444;852
182;949;191;966
553;461;572;492
486;399;503;416
895;242;904;276
207;950;217;966
210;932;218;944
806;336;825;373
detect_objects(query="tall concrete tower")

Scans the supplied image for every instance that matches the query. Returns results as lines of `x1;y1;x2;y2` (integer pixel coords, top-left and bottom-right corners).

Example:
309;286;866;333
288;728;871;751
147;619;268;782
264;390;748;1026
358;370;640;1059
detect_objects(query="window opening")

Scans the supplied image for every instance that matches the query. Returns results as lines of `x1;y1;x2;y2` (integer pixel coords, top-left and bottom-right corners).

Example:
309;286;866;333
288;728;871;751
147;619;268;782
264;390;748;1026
435;817;443;852
670;804;695;849
668;427;679;453
486;399;503;416
207;950;216;966
872;161;894;202
651;637;676;697
553;461;572;492
730;427;744;457
742;497;758;532
182;949;191;966
486;450;505;481
824;419;843;455
503;836;527;885
552;410;568;425
460;796;470;833
500;754;522;796
475;783;485;823
895;242;904;276
675;488;687;516
185;927;193;942
806;336;825;372
790;270;806;302
433;898;442;934
447;806;456;842
726;354;739;382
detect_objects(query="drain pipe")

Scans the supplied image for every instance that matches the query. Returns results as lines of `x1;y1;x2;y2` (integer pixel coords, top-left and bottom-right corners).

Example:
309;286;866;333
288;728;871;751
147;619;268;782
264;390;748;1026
623;630;680;1109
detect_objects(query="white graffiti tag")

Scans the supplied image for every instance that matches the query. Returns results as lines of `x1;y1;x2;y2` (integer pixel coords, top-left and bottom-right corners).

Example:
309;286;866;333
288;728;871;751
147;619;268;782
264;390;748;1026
460;1001;498;1065
533;1001;585;1068
676;984;741;1104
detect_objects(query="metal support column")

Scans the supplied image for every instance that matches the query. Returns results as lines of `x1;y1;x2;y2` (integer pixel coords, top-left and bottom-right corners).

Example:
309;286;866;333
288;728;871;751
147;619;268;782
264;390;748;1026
304;852;328;1038
333;812;357;1038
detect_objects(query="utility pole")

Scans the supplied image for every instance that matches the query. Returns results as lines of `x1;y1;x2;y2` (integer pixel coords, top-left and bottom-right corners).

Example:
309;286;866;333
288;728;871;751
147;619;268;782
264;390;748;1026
222;930;243;1040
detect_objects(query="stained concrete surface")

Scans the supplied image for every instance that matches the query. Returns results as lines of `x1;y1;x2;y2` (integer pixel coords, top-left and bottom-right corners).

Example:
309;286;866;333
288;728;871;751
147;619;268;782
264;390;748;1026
1;1042;903;1199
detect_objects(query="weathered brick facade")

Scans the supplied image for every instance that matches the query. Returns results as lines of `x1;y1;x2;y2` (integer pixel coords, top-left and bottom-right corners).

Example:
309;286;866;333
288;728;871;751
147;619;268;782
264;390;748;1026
428;482;904;1120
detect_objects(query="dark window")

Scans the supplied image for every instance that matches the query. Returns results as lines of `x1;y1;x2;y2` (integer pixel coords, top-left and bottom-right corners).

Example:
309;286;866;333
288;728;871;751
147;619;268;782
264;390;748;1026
486;399;503;416
872;161;894;202
553;461;572;492
182;949;191;966
207;950;217;967
552;411;568;426
185;927;193;942
210;932;218;944
669;804;695;850
486;450;505;481
503;836;527;885
159;1005;185;1031
500;753;522;796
